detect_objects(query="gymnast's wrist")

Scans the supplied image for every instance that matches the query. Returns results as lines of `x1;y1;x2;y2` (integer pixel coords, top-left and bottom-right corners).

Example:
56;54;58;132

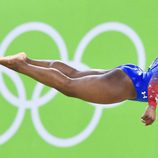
148;105;156;110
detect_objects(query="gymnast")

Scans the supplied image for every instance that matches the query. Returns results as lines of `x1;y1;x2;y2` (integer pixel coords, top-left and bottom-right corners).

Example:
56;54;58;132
0;52;157;126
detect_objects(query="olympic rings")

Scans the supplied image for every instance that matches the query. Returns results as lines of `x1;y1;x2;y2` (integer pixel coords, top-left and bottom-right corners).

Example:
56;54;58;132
0;21;145;147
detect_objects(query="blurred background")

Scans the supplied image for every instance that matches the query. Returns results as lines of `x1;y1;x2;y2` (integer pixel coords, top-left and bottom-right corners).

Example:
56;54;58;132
0;0;158;158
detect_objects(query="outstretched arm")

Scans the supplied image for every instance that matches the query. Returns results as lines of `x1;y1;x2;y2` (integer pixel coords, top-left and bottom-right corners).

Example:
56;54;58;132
141;72;158;126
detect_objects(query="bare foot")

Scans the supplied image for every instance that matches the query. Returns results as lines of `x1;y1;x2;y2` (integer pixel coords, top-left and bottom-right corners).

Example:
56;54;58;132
0;52;27;70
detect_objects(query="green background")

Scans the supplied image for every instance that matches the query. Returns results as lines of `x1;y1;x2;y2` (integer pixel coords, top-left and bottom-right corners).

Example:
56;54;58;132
0;0;158;158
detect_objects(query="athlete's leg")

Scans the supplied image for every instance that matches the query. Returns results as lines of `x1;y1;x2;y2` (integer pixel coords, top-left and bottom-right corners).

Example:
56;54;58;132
0;53;136;104
26;55;110;78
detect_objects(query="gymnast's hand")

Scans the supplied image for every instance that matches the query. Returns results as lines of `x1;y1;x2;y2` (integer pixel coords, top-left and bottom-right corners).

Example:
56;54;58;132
141;106;156;126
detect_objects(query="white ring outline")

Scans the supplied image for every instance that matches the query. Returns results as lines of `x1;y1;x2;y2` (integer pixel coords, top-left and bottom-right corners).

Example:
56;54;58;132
74;22;145;69
31;102;103;147
0;66;26;144
0;22;68;108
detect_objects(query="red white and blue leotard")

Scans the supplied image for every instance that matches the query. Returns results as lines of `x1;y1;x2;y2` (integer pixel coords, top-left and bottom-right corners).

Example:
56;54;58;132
119;57;158;108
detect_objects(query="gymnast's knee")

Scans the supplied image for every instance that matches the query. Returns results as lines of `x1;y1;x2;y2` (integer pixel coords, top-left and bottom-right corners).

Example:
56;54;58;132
49;60;60;67
59;78;77;97
49;60;79;77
